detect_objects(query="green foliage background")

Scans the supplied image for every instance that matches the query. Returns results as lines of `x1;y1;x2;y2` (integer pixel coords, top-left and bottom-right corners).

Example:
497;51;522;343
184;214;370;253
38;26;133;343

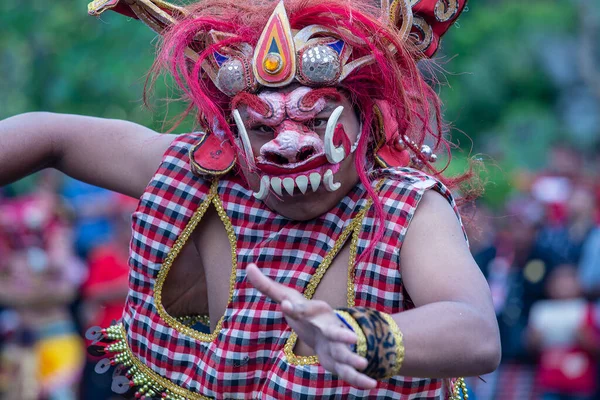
1;0;597;207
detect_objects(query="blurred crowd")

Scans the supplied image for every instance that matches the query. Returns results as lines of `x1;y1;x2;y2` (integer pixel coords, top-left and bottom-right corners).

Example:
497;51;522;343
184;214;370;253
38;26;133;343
0;143;599;400
466;144;600;400
0;172;134;400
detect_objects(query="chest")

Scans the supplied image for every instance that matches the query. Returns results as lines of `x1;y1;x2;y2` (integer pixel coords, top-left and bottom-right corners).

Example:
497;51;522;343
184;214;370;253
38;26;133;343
193;206;354;326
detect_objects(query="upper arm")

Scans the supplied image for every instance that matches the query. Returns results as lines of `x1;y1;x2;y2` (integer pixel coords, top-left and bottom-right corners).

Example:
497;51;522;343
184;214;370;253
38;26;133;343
400;190;495;316
51;113;176;198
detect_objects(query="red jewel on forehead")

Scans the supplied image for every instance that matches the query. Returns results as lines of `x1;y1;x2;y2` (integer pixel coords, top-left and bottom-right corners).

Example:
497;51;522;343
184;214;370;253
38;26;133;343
252;1;296;87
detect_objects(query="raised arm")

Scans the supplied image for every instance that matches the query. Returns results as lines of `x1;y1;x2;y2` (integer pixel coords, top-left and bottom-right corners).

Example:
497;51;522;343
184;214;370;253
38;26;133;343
0;112;176;198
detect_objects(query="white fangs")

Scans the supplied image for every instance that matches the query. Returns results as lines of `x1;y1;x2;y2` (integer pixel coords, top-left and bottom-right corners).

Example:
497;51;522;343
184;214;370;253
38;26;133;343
295;175;308;194
324;106;346;164
233;109;256;169
323;169;341;192
270;177;283;196
256;170;337;200
309;173;321;192
253;176;270;200
283;178;295;195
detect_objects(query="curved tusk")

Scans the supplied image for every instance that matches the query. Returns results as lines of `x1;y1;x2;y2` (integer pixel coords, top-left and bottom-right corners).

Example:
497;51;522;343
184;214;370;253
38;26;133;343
253;175;270;200
324;106;346;164
233;109;256;169
323;169;341;192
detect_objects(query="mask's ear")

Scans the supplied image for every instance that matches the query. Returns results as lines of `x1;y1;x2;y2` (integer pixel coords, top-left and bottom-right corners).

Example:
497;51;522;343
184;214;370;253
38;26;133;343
189;131;237;177
372;101;411;168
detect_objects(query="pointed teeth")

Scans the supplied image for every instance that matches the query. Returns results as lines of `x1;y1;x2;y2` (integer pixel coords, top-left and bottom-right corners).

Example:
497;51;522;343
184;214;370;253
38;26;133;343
309;173;321;192
253;176;270;200
268;174;325;196
294;175;308;194
282;178;295;195
323;169;341;192
270;177;283;196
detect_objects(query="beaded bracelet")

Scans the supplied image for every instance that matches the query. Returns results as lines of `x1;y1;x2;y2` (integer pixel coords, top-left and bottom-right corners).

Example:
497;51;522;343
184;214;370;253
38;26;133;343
335;307;404;380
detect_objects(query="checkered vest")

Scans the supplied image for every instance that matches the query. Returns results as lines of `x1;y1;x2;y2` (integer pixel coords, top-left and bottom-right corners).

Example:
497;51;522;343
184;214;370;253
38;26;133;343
117;134;464;399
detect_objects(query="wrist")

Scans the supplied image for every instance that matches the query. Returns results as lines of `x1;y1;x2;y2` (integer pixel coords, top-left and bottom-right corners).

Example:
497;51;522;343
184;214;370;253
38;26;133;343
335;307;404;379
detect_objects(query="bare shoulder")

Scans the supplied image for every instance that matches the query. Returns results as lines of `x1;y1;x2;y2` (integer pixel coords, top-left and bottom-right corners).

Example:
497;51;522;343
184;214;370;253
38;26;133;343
400;190;492;310
407;189;465;244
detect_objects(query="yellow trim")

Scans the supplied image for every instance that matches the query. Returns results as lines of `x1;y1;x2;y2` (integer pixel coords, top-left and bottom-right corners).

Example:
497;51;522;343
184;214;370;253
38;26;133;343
346;218;361;307
381;312;405;379
111;324;212;400
284;182;382;366
303;206;367;301
154;180;238;342
334;310;367;358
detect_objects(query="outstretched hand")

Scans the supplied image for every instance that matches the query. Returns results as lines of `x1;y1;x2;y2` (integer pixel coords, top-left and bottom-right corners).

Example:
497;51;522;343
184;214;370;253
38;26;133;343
246;263;378;389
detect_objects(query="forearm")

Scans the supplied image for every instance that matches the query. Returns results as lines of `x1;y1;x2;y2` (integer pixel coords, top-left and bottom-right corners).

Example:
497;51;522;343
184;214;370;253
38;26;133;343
0;112;60;186
392;301;501;378
1;111;174;197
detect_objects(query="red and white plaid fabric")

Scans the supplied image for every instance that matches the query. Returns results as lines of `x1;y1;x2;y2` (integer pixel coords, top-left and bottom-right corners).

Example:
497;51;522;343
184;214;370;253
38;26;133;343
121;134;465;399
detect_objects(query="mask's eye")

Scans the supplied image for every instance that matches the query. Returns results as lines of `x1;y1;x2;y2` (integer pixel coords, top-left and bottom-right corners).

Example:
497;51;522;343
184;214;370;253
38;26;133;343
310;118;328;130
251;125;274;135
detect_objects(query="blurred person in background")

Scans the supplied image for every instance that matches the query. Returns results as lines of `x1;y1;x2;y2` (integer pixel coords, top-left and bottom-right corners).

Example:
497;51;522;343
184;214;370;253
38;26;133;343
530;143;583;227
528;265;600;400
470;197;553;400
79;195;134;400
61;178;121;260
537;185;597;267
578;227;600;301
0;173;86;400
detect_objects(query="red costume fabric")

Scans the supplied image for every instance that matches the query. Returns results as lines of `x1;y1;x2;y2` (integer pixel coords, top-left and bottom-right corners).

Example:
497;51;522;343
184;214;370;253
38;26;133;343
97;134;466;399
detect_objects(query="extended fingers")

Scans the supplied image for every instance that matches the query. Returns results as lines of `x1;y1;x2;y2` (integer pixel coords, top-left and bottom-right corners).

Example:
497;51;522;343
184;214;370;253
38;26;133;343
328;342;368;371
334;363;378;390
246;263;302;304
281;298;331;321
320;323;358;345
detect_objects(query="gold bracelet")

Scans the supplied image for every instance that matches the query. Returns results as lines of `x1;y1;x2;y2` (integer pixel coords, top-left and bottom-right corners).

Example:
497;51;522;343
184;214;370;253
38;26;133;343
381;312;405;378
334;310;368;358
337;307;404;380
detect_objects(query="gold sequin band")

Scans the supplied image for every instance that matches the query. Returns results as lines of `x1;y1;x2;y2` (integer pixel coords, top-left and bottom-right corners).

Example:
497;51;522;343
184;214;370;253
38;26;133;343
380;312;404;379
336;307;403;380
334;310;368;358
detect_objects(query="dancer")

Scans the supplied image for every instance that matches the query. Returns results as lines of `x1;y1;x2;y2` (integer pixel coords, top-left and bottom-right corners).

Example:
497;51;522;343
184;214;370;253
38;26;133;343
0;0;500;398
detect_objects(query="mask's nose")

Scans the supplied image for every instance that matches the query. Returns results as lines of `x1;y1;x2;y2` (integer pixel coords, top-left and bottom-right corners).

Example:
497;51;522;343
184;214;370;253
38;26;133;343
261;121;322;165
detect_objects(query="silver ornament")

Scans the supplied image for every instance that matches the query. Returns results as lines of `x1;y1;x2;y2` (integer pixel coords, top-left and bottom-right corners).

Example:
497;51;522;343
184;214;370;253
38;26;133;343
217;58;250;97
299;45;341;85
